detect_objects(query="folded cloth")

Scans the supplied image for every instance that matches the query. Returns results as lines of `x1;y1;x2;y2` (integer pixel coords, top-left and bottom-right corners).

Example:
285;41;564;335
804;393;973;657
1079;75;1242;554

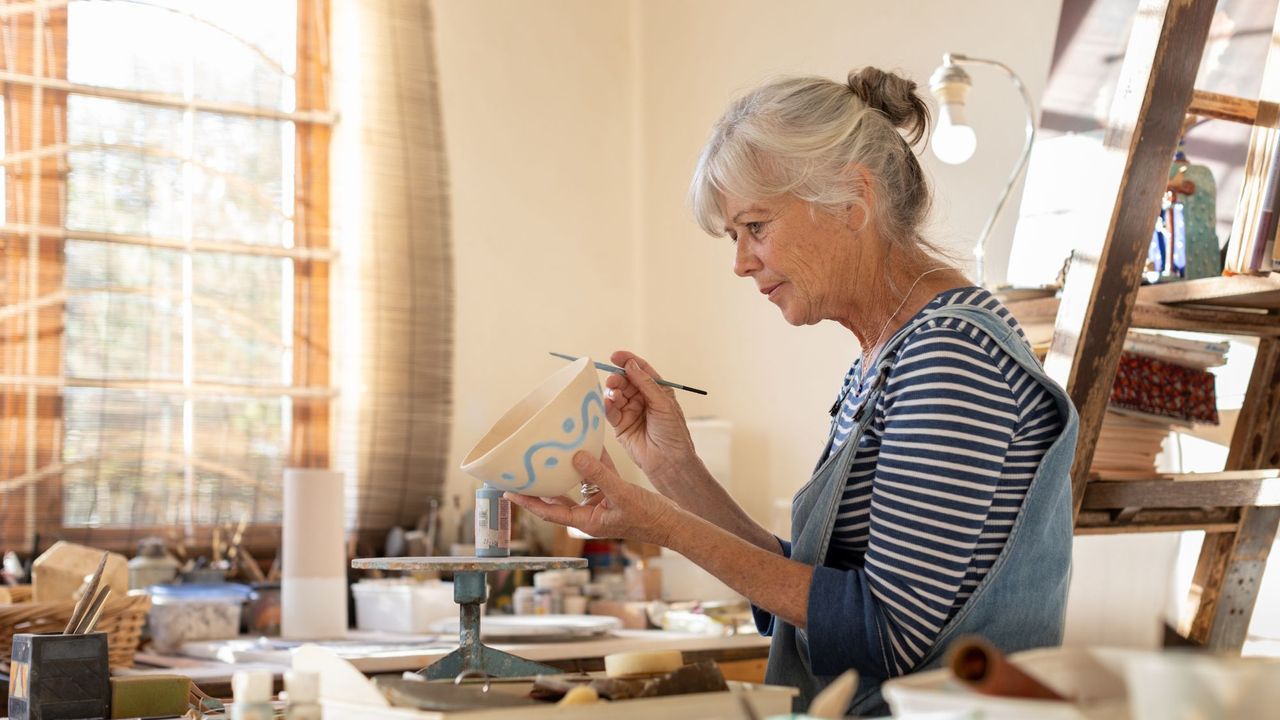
1110;352;1219;424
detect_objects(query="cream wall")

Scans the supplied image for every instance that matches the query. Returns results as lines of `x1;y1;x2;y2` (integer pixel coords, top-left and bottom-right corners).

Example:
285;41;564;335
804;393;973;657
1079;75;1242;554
432;0;643;537
432;0;1063;531
634;0;1063;527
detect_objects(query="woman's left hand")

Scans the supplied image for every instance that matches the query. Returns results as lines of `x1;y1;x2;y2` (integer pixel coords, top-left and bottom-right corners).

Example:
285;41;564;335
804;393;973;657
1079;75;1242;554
505;449;684;547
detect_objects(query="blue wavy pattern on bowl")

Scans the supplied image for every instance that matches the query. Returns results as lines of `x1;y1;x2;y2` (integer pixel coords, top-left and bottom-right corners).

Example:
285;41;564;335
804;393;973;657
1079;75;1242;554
497;389;604;492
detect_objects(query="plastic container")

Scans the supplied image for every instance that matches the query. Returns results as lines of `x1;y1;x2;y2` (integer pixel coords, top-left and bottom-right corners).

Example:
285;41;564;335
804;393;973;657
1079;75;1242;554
351;580;455;634
147;583;253;652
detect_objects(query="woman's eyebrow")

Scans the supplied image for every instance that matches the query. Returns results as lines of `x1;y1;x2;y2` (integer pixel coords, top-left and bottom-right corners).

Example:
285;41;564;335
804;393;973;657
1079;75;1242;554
731;207;767;223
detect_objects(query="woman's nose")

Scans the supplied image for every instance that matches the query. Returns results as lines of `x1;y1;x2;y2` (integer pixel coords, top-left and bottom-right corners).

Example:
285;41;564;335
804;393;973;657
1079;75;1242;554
733;239;759;277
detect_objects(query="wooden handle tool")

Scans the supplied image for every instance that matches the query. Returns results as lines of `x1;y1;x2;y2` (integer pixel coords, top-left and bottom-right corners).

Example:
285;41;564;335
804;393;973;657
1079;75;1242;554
64;551;109;634
73;586;111;635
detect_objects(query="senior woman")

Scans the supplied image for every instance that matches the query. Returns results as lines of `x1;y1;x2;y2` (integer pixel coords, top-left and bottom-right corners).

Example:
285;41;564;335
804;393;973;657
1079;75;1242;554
506;67;1079;715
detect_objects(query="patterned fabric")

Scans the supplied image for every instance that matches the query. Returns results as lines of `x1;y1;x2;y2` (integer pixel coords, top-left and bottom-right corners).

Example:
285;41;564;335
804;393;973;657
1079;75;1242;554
819;287;1062;674
1110;352;1219;424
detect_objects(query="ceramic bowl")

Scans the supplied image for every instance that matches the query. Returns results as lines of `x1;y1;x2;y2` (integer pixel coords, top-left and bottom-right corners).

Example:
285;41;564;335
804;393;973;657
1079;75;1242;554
461;357;606;497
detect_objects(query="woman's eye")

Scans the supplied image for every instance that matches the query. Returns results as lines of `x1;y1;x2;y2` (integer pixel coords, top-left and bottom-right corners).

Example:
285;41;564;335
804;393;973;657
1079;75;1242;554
747;222;763;235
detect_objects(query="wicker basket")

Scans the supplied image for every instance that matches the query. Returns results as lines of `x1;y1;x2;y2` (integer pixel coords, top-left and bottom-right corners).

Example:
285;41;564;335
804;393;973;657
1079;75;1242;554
0;585;150;671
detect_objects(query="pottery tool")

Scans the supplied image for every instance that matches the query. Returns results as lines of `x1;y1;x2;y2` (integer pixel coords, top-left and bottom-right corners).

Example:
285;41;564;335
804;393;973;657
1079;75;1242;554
947;635;1064;700
63;551;108;634
72;587;111;635
549;352;708;395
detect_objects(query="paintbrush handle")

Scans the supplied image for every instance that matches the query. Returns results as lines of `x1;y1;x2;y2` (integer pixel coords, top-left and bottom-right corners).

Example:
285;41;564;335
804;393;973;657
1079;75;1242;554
549;353;709;395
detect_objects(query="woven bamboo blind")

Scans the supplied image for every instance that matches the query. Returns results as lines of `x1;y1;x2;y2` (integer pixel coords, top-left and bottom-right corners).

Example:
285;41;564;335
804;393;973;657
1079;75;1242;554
330;0;454;542
0;0;337;553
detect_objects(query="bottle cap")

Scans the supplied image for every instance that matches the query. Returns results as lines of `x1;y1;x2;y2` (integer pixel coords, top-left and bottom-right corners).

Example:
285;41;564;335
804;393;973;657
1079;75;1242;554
285;670;319;703
232;669;273;702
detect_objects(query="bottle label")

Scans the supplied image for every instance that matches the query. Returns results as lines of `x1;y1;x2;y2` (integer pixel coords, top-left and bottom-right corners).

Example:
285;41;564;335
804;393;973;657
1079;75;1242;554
475;495;511;551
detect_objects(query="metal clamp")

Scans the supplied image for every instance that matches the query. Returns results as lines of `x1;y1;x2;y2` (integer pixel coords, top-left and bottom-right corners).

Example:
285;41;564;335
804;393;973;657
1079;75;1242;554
453;668;492;693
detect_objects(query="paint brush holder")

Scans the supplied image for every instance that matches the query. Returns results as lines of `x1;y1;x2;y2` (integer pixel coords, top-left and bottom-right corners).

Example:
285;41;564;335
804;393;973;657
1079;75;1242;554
8;631;110;720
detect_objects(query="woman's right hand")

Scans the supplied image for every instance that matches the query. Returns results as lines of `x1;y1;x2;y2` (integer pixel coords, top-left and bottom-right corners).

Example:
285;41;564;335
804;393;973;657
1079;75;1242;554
603;351;699;490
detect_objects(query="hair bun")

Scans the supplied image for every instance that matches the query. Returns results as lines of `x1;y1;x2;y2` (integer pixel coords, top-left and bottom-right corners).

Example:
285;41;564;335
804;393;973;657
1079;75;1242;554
847;67;930;145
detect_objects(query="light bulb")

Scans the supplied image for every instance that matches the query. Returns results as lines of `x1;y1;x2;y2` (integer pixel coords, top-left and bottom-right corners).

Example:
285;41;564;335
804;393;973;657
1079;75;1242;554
929;60;976;165
932;121;977;165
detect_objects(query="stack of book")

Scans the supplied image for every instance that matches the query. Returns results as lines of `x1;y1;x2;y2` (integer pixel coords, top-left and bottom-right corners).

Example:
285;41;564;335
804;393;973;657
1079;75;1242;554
1090;331;1229;479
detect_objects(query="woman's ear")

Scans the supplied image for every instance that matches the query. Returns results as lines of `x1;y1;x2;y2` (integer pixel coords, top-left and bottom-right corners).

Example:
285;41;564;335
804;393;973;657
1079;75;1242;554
843;163;875;232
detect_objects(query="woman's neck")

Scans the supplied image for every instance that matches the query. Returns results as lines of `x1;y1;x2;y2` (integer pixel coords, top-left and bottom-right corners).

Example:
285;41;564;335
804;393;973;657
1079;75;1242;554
842;261;969;366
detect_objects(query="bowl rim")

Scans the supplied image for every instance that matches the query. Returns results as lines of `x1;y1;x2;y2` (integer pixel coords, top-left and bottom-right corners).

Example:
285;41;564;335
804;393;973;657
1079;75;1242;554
459;357;596;471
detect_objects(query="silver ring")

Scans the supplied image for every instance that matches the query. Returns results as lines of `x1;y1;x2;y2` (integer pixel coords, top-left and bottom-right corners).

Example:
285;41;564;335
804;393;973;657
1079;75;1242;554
580;482;601;498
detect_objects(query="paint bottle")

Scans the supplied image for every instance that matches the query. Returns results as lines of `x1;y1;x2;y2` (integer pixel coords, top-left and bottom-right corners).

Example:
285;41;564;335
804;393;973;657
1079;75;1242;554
283;670;321;720
474;485;511;557
230;669;273;720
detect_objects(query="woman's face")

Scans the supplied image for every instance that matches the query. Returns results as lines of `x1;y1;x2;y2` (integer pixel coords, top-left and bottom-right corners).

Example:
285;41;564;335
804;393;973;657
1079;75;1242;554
721;193;863;327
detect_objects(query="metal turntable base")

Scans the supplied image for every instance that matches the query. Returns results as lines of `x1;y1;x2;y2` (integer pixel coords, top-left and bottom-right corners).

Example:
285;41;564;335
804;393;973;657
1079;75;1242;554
351;556;588;680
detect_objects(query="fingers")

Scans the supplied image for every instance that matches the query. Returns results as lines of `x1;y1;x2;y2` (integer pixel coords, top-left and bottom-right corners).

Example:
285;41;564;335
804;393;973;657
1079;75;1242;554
541;495;580;508
621;358;674;407
505;493;578;526
573;450;622;491
611;351;665;381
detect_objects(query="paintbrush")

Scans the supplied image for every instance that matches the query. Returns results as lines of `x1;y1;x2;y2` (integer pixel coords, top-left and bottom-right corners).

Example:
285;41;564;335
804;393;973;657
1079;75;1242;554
64;551;109;634
549;352;708;395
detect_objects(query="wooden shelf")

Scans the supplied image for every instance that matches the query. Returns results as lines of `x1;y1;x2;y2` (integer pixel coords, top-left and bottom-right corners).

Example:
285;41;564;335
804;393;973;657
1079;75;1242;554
1187;89;1257;125
1081;470;1280;510
1138;274;1280;311
1076;507;1240;535
1005;276;1280;341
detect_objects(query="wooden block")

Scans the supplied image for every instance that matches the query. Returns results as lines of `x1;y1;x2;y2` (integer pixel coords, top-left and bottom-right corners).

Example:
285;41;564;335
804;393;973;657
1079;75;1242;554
717;658;767;684
31;542;128;603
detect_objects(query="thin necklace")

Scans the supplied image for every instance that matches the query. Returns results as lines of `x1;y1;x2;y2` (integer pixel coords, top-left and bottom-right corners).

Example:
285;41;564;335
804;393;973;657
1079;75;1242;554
863;266;950;367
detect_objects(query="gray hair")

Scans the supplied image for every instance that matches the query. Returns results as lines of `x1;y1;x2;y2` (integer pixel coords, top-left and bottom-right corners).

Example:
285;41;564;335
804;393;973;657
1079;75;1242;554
690;67;943;264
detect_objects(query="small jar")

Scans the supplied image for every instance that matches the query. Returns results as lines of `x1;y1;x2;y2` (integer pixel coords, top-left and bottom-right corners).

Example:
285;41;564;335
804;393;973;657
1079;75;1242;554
513;586;537;615
128;538;180;590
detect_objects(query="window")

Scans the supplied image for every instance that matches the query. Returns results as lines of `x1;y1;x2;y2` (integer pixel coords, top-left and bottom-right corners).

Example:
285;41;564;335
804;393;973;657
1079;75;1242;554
1;0;332;551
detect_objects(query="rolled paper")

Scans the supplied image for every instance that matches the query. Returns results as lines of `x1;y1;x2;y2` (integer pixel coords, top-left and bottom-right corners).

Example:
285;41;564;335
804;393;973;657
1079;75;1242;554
282;468;348;640
947;635;1064;701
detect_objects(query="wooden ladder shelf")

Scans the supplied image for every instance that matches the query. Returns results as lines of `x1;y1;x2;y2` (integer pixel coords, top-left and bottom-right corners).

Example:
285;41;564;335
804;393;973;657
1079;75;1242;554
1043;0;1280;651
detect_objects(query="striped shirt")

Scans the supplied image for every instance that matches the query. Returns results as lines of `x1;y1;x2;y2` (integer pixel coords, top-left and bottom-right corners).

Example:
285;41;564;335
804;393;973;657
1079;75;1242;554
821;287;1061;675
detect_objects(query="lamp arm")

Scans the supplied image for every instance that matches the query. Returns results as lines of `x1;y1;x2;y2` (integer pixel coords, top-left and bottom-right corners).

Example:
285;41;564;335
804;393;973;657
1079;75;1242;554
948;54;1037;288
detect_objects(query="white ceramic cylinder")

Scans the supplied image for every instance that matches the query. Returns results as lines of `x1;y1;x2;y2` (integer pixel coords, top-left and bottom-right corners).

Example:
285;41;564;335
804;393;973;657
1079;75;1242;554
282;468;348;640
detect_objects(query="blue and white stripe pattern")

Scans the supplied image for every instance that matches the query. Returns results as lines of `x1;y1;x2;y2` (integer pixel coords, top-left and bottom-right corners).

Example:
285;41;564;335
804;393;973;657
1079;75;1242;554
824;287;1061;675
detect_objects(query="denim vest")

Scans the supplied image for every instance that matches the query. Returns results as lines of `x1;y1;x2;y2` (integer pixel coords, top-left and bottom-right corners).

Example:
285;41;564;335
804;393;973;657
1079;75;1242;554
765;304;1079;716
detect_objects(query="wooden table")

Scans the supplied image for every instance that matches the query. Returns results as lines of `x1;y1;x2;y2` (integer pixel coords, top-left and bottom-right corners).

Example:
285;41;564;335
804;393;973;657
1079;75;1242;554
120;629;772;698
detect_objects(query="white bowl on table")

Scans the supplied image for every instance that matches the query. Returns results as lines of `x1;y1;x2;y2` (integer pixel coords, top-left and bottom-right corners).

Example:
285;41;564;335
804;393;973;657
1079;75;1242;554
461;357;606;497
